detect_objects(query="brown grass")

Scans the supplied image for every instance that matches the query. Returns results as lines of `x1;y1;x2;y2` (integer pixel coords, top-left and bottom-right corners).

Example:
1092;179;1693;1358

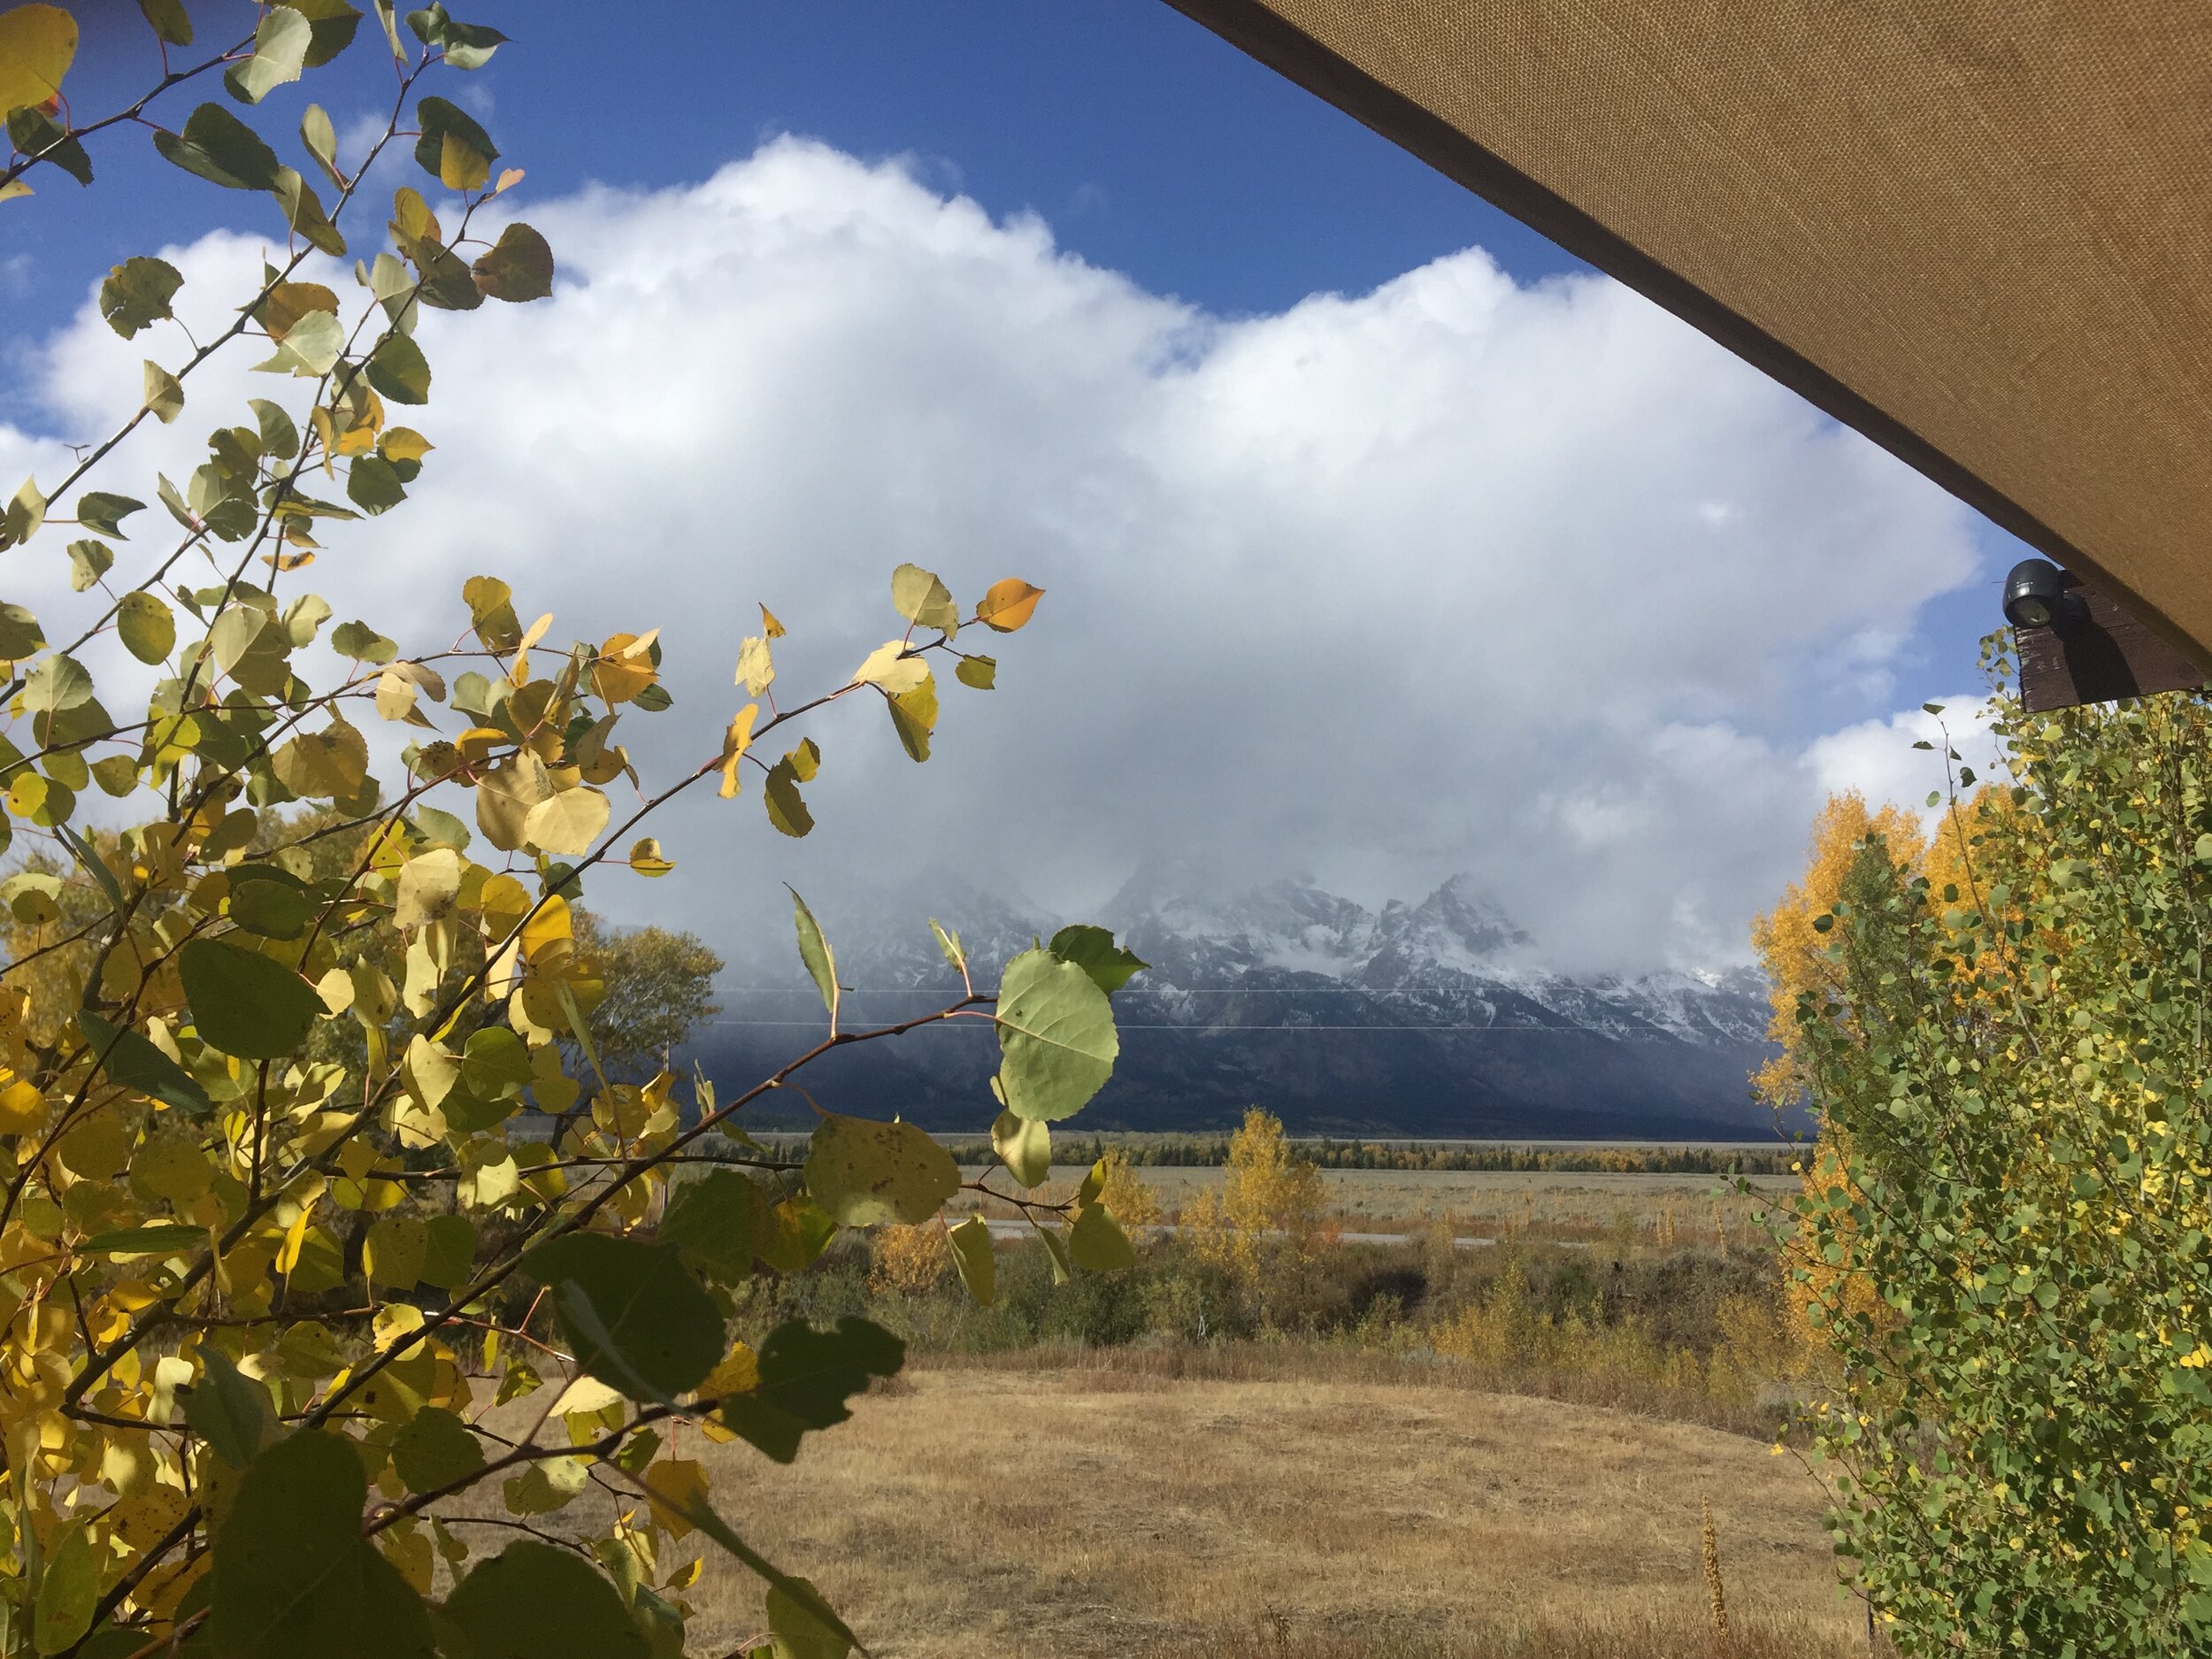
647;1365;1863;1658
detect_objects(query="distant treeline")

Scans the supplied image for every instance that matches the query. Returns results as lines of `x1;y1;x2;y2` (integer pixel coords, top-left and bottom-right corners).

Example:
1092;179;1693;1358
910;1135;1800;1176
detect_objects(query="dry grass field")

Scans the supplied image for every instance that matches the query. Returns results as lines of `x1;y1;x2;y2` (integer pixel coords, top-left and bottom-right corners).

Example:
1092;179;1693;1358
641;1365;1862;1658
958;1164;1797;1245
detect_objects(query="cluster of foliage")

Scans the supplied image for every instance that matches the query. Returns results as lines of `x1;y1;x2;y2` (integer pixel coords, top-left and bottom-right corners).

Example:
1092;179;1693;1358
1180;1109;1329;1324
0;7;1151;1655
1766;662;2212;1654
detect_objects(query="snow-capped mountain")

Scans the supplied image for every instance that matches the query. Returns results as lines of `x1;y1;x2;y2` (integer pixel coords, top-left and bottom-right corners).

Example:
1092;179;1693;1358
687;869;1786;1140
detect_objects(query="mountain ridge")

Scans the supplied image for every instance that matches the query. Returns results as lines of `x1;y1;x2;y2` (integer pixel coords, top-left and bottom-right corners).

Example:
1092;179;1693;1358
687;870;1788;1141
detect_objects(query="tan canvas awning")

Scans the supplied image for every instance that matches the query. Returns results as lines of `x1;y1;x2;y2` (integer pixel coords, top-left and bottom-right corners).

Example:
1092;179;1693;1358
1167;1;2212;664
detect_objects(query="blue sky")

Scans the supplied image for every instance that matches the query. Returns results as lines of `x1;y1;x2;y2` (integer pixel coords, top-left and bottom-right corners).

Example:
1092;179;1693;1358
4;1;2014;968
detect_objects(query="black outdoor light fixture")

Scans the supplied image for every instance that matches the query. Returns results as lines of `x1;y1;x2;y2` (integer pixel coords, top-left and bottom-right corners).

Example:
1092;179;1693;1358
2001;560;2208;713
2001;557;2078;632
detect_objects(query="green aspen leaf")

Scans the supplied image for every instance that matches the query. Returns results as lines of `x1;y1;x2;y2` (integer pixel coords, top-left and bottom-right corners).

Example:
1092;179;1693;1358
753;1194;835;1274
995;947;1118;1122
471;221;554;302
661;1170;760;1284
209;1430;436;1659
117;591;174;663
887;673;936;763
137;0;193;47
788;887;838;1025
142;358;184;423
955;654;995;690
154;102;282;190
714;1317;903;1465
764;756;813;838
406;4;507;69
80;1223;204;1257
1;474;42;547
1069;1202;1136;1271
930;917;965;974
990;1109;1050;1187
88;754;138;795
767;1576;851;1659
365;331;431;404
502;1454;588;1516
420;1213;475;1288
374;0;405;60
331;618;398;662
180;937;323;1058
0;602;43;658
290;0;365;67
79;1010;212;1115
180;1348;276;1468
523;786;610;856
226;4;310;103
346;453;407;514
98;256;183;337
948;1215;995;1306
65;538;111;591
390;1406;484;1494
1036;1224;1073;1285
262;306;343;374
444;1541;646;1659
365;1214;426;1289
31;1522;96;1655
302;102;341;186
412;95;496;180
254;395;301;454
890;562;958;634
803;1113;960;1227
230;872;313;939
272;165;346;256
524;1233;725;1402
75;491;143;537
1047;924;1148;995
0;4;75;118
852;639;927;695
7;104;89;185
22;652;91;712
458;1025;532;1097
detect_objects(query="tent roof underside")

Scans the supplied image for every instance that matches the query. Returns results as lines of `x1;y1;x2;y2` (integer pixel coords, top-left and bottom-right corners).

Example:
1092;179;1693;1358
1168;0;2212;663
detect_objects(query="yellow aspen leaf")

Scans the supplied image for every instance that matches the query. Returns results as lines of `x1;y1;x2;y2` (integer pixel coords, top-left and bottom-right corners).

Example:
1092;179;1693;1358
853;640;927;695
591;631;657;703
977;578;1044;633
718;703;758;800
628;837;673;878
696;1342;759;1399
380;426;434;464
519;894;572;963
494;166;524;194
0;1077;46;1135
786;737;820;782
887;674;937;763
735;634;772;696
439;130;489;191
641;1459;709;1539
760;602;786;638
521;785;610;856
262;280;339;340
0;5;76;117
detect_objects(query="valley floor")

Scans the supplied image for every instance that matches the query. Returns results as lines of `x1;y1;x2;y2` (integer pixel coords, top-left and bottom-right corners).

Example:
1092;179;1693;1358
675;1365;1866;1658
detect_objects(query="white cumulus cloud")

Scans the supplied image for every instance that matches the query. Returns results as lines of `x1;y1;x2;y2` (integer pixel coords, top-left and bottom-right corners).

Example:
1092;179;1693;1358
0;137;1990;972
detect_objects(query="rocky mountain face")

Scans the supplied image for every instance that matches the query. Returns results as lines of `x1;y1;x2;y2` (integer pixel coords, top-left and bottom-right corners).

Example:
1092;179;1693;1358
687;870;1787;1140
